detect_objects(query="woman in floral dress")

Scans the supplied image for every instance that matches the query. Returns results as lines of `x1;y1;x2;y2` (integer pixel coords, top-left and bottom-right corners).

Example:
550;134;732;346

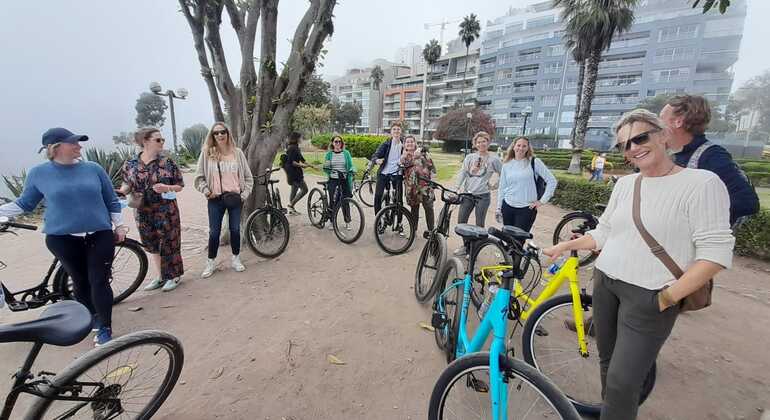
400;135;436;233
120;127;185;292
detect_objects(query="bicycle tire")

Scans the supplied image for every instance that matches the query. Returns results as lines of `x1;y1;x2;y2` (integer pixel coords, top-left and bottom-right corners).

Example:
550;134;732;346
521;294;655;415
552;213;599;267
332;198;365;244
469;239;513;309
433;257;464;360
54;238;149;305
24;330;184;420
415;232;447;303
357;180;375;207
245;207;290;258
306;188;327;229
373;205;415;255
428;352;581;420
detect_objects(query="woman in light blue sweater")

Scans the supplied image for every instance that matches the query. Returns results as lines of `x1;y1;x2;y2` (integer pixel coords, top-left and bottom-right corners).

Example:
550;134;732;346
0;128;126;346
496;136;557;232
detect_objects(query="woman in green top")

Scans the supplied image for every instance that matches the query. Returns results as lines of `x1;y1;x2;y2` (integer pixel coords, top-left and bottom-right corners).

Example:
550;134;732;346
323;135;356;229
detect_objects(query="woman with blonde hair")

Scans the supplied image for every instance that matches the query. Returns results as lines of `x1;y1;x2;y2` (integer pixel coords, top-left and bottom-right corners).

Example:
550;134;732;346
543;109;734;419
194;122;254;278
495;136;557;232
120;127;185;293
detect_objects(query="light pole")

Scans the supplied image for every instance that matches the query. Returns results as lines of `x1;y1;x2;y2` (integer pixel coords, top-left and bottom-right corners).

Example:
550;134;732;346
150;82;188;153
465;111;473;155
521;106;532;136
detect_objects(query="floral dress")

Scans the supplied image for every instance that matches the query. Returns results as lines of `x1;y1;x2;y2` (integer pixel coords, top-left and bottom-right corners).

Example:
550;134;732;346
121;154;185;280
402;153;436;207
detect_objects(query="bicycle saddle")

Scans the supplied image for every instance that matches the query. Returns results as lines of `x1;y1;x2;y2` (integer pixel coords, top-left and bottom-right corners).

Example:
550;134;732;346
595;203;607;212
488;226;533;244
454;224;488;240
317;180;328;185
0;300;92;346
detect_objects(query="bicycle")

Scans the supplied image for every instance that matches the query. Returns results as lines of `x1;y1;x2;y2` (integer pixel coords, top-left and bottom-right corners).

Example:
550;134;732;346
0;218;148;311
306;169;365;244
551;203;604;267
244;167;291;258
427;224;581;420
0;299;183;419
373;170;416;255
353;166;376;208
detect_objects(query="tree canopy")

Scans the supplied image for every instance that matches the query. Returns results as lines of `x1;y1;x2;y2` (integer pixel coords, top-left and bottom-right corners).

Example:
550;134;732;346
135;92;167;128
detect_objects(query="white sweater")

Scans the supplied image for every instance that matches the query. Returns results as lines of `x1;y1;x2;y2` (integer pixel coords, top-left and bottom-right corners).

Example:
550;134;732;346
588;169;734;290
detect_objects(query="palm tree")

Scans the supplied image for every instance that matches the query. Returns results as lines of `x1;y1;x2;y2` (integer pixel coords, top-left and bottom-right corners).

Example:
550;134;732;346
563;31;590;158
458;14;481;110
557;0;637;173
370;65;385;134
421;39;442;141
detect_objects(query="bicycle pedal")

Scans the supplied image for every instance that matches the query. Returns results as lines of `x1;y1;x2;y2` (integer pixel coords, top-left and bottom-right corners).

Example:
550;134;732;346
423;231;431;240
7;301;29;311
466;377;489;393
431;312;448;329
534;325;549;337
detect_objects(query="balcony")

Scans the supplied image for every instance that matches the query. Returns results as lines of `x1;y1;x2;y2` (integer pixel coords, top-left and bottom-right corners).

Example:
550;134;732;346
692;71;734;82
515;70;538;78
609;37;649;50
592;96;640;105
480;62;497;71
518;53;542;62
599;58;645;69
588;114;621;124
514;85;536;93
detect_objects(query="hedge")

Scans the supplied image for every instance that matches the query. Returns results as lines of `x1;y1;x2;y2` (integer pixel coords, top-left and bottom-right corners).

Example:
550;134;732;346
310;134;389;159
551;174;770;260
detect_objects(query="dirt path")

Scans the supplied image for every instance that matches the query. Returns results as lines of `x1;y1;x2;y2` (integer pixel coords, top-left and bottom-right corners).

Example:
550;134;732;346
2;171;769;420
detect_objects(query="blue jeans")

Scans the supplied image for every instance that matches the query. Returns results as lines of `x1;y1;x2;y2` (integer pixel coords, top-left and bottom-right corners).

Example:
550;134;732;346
207;197;242;259
590;168;604;182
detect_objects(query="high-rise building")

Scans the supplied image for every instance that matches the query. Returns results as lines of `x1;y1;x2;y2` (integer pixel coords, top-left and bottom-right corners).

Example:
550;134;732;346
477;0;746;149
395;43;427;75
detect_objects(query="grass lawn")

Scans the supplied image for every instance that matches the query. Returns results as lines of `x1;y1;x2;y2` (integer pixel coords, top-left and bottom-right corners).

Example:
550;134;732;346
758;187;770;209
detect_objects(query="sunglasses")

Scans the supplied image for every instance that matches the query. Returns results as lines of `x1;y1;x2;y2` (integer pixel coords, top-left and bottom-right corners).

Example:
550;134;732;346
151;138;165;144
213;130;228;136
615;129;659;152
333;140;342;144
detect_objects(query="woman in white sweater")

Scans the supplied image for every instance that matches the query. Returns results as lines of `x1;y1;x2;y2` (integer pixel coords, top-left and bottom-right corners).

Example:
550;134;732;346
543;109;734;420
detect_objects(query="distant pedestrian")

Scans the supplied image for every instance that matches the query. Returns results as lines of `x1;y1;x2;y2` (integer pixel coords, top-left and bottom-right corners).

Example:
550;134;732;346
283;132;311;215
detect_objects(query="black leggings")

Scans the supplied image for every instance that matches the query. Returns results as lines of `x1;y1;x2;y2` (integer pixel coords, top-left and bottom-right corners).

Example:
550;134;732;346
46;230;115;327
328;177;352;222
289;180;308;208
501;202;538;232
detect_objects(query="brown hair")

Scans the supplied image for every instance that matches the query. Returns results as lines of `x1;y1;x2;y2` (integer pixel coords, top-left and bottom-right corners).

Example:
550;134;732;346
666;95;711;135
134;127;161;149
472;131;491;147
390;121;403;129
504;136;534;162
204;122;235;161
328;135;345;150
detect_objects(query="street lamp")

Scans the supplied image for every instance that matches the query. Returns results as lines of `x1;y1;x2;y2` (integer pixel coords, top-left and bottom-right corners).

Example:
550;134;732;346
465;111;473;155
150;82;188;153
521;106;532;136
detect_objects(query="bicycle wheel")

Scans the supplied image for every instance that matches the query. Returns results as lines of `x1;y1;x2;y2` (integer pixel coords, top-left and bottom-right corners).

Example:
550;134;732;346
245;207;290;258
433;257;464;361
415;232;447;303
55;238;149;305
357;180;375;207
469;239;513;309
306;188;327;229
428;352;582;420
521;294;655;415
552;213;599;267
332;198;365;244
25;330;184;420
373;205;415;255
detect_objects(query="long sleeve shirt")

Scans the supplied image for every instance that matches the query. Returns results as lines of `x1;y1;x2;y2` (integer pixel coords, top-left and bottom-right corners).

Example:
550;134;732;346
456;153;502;195
497;157;557;210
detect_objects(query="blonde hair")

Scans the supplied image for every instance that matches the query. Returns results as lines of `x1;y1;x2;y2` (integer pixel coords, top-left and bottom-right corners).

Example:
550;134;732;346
504;136;534;162
613;109;665;136
472;131;491;147
205;122;235;161
46;143;62;160
134;127;161;149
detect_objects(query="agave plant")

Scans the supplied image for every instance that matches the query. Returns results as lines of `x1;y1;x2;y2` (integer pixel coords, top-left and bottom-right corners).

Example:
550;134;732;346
2;169;27;199
83;148;129;189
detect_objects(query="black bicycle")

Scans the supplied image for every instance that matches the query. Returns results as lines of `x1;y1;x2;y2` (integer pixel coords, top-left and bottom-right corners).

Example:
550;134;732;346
551;203;604;267
373;172;416;255
0;299;184;419
0;218;148;311
244;167;290;258
306;170;365;244
353;165;376;208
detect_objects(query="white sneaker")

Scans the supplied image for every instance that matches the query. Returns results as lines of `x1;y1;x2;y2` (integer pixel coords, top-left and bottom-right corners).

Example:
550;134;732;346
201;259;216;278
143;278;164;291
161;278;180;292
231;255;246;272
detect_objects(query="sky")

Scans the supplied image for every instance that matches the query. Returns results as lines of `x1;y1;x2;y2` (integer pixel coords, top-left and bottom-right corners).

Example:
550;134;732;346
1;0;769;180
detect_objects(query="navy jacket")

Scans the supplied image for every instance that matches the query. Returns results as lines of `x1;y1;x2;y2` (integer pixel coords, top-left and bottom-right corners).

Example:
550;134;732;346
673;134;759;225
370;138;399;176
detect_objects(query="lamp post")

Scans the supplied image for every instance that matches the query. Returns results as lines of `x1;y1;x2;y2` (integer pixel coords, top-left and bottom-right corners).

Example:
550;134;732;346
465;111;473;155
521;106;532;136
149;82;188;153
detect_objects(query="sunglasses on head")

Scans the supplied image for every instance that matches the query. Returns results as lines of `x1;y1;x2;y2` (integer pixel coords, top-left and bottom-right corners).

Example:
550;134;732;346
615;129;660;152
213;130;228;136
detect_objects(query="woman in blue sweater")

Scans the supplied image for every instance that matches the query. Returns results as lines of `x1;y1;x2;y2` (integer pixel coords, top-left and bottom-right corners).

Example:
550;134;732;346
0;128;126;346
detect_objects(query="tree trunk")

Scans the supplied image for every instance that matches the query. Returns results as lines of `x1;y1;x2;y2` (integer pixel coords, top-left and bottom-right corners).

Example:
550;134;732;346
570;59;585;148
570;49;600;175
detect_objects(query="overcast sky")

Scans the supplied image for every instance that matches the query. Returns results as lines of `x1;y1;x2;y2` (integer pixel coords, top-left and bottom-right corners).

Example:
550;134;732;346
1;0;768;178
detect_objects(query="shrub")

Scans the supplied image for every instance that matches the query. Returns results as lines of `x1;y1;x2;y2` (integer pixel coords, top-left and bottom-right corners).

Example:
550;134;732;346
311;134;389;159
746;171;770;187
734;210;770;260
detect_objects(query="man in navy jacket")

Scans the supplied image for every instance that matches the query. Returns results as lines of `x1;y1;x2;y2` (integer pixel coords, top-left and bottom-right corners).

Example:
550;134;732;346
369;123;404;214
661;95;759;228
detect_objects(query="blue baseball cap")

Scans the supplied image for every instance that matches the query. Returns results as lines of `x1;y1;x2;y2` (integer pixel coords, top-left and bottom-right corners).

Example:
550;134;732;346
39;127;89;153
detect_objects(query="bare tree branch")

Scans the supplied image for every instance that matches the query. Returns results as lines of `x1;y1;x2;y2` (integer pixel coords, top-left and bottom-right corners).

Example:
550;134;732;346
204;1;242;138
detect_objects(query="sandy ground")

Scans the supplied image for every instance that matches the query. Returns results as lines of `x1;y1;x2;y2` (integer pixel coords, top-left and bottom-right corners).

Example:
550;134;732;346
2;171;770;420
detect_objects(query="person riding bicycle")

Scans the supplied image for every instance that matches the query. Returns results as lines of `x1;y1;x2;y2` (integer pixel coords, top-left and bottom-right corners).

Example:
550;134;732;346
0;127;126;346
369;122;404;215
400;135;436;234
283;132;311;215
323;135;356;230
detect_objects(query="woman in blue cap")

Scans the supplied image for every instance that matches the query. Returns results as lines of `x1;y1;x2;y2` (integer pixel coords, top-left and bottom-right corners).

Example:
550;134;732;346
0;127;126;346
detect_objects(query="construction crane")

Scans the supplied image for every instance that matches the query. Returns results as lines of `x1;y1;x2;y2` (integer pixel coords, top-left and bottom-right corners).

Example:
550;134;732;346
424;17;462;49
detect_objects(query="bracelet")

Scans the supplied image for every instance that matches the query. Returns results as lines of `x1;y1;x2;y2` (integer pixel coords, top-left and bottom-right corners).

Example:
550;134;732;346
659;287;677;308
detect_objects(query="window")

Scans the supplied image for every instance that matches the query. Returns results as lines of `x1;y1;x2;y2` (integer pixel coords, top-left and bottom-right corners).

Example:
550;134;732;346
497;69;513;80
495;84;512;95
597;73;642;87
653;46;695;63
653;67;690;82
493;99;508;109
703;18;743;38
498;53;515;65
563;94;577;106
537;111;555;122
544;44;565;56
527;15;555;29
558;127;572;136
658;24;698;42
540;95;558;106
561;111;575;123
542;79;561;90
566;78;578;89
544;62;563;74
505;22;524;33
493;113;508;121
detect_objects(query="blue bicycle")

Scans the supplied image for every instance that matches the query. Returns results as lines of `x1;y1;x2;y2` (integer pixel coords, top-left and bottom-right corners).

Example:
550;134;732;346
428;224;580;420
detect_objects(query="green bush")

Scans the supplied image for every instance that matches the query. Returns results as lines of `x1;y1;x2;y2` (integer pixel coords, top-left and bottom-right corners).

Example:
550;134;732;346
746;171;770;187
734;210;770;260
550;175;613;213
311;134;389;159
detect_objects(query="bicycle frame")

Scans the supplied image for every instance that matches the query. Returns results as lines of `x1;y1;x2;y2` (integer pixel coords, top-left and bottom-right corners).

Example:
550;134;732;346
1;259;63;312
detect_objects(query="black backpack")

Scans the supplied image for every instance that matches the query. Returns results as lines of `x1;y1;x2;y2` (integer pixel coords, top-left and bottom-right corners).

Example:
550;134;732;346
531;158;546;200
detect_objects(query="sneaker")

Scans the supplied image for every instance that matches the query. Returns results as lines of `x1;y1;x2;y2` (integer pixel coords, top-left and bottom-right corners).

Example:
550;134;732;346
201;259;216;278
91;315;102;333
453;247;467;257
94;326;112;347
143;278;164;291
161;278;180;292
231;255;246;272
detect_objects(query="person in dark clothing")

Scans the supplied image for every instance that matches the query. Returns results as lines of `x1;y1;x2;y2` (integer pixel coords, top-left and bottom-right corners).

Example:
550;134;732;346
284;132;311;215
369;122;404;214
660;95;759;228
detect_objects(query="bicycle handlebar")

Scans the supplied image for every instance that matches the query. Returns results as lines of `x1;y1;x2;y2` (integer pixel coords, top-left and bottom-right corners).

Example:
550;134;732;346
0;217;38;232
416;176;479;204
